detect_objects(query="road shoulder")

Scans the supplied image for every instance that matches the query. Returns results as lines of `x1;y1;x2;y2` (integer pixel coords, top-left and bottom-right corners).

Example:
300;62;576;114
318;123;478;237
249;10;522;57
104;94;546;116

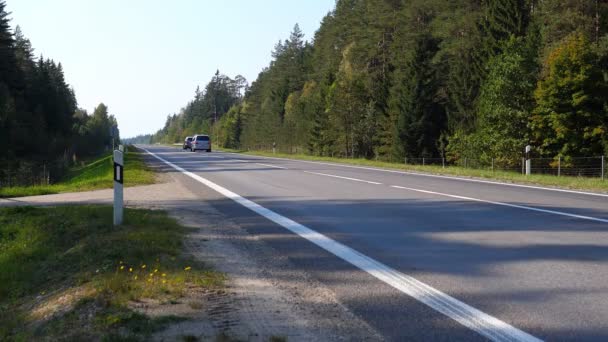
151;199;382;341
130;166;383;341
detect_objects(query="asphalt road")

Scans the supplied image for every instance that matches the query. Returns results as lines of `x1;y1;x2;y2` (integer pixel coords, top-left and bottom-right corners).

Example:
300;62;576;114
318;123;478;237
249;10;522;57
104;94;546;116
139;145;608;341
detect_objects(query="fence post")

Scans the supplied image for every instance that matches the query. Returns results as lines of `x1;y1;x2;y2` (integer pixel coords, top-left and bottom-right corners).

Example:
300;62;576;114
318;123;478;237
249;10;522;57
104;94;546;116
422;157;425;166
464;158;467;169
602;156;605;181
442;157;445;169
522;158;525;175
558;156;561;177
404;157;407;165
491;158;494;173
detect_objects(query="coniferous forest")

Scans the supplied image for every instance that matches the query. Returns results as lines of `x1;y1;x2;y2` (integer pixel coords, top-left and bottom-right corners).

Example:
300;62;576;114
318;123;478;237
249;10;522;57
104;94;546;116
0;1;118;185
153;0;608;168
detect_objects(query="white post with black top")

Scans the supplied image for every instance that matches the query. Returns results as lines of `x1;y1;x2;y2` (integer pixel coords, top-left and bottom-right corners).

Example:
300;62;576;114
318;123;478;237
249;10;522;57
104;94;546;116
113;149;124;226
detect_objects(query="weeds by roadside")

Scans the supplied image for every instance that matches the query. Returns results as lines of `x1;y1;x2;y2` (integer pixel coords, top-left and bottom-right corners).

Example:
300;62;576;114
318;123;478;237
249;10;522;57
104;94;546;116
0;205;224;341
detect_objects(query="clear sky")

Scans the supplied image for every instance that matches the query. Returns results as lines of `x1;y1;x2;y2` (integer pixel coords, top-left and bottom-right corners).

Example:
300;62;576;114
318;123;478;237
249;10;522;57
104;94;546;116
6;0;336;138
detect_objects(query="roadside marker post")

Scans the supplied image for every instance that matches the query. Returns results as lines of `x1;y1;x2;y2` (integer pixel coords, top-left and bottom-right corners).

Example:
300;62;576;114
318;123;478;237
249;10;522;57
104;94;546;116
525;145;531;176
113;149;124;226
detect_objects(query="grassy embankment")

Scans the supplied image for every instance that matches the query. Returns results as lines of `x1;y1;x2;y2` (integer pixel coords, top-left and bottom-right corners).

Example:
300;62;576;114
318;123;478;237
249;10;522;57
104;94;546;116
0;147;156;198
0;205;224;341
214;147;608;193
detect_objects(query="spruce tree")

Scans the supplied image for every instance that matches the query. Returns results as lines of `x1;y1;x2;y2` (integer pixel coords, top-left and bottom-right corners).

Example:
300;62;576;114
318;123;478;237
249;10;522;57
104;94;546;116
389;33;446;158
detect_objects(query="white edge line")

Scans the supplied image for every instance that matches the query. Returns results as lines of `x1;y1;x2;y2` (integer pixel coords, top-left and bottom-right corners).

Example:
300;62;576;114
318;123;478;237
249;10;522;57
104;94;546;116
390;185;608;224
304;171;382;185
142;147;542;342
256;162;288;170
218;151;608;198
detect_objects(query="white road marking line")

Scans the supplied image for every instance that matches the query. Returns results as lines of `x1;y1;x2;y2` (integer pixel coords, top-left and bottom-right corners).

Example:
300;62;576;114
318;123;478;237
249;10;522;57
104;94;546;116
390;185;608;224
218;152;608;198
143;147;541;342
256;163;288;169
304;171;382;185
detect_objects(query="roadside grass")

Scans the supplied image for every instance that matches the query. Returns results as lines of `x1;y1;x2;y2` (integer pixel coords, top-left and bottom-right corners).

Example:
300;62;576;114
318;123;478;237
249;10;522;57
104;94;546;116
0;146;156;198
215;147;608;193
0;205;224;341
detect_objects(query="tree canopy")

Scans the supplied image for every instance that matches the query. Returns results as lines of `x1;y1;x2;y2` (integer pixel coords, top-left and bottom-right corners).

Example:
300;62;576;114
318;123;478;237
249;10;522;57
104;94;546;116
152;0;608;162
1;1;119;184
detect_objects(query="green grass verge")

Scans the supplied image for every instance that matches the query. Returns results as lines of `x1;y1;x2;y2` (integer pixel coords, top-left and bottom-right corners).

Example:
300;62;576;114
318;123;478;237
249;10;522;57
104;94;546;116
0;147;156;198
217;148;608;193
0;205;223;341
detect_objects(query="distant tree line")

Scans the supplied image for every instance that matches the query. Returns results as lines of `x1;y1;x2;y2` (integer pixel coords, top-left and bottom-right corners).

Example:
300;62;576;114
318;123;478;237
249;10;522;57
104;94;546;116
154;0;608;165
122;134;153;145
0;1;118;185
151;70;247;146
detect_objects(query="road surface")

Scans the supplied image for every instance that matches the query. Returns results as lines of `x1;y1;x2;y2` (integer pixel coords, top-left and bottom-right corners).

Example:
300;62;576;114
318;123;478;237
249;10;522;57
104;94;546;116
139;145;608;341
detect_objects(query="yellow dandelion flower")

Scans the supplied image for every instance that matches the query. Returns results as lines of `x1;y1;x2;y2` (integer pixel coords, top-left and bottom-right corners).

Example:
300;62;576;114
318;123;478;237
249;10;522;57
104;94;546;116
147;279;152;283
162;280;167;284
134;275;138;280
184;266;191;271
129;268;133;272
120;266;125;270
154;269;158;273
141;265;146;269
149;273;154;277
161;273;166;277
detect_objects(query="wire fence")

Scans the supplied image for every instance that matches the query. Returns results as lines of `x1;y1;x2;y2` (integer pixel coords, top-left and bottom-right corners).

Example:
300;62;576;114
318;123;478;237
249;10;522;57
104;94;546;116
0;159;68;188
401;156;606;179
246;143;606;180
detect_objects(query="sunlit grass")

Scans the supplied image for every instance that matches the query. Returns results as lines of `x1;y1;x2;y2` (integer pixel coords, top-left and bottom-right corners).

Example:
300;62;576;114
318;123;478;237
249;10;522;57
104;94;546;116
0;146;156;198
0;205;223;341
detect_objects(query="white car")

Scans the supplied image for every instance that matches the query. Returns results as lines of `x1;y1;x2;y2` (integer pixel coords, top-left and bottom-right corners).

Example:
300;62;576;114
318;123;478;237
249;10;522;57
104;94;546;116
191;134;211;152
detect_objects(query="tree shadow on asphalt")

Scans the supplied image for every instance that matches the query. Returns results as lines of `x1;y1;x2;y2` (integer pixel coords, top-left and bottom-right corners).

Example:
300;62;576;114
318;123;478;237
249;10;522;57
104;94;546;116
141;151;608;341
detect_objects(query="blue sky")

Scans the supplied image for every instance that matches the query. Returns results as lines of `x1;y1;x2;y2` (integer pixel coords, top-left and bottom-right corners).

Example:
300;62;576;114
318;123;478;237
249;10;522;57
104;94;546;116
7;0;336;138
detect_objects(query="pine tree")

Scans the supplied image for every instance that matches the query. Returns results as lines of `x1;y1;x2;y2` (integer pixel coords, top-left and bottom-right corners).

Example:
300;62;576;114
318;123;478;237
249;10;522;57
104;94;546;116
389;33;445;158
482;0;529;54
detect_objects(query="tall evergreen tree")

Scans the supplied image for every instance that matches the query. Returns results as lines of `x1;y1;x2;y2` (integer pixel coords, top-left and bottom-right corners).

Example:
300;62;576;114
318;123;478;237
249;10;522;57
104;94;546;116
390;33;445;158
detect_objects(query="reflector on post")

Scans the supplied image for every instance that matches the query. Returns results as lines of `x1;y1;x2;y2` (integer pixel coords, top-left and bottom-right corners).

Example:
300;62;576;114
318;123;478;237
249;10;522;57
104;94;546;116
113;150;124;225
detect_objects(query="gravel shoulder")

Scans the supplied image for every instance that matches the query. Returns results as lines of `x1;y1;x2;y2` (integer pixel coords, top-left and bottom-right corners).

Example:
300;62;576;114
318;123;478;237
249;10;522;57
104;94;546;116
133;169;383;341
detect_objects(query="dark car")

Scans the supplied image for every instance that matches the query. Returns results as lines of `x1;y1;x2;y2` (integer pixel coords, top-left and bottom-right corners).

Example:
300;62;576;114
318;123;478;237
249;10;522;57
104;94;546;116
183;136;193;151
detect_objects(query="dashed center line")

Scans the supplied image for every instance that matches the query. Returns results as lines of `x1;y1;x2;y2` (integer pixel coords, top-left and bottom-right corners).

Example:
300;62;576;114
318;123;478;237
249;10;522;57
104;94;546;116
304;171;382;185
143;147;541;342
390;185;608;224
256;163;288;169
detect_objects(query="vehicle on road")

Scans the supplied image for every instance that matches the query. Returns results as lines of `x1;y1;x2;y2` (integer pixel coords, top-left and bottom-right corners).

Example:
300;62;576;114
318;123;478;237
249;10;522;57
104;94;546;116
191;134;211;152
183;136;193;151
